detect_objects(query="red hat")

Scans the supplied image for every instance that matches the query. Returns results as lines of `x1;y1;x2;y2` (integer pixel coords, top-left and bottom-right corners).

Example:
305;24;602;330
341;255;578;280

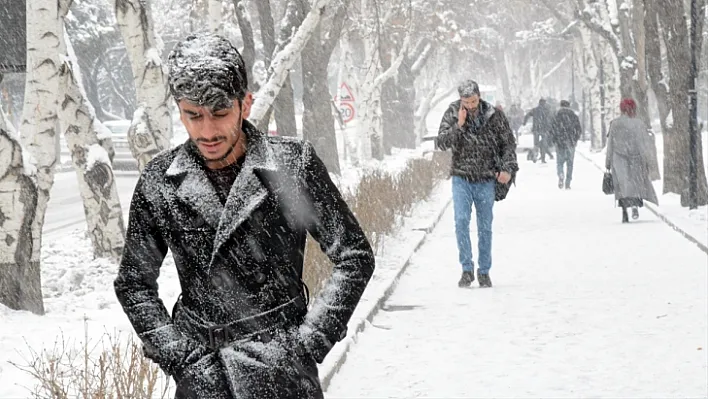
620;98;637;117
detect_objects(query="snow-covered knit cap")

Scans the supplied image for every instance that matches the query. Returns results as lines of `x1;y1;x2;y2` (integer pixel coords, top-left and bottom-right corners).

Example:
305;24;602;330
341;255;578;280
167;33;248;111
458;80;480;98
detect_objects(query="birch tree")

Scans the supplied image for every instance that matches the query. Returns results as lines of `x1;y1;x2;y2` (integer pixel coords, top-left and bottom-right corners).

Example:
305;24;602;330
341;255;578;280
114;0;172;171
655;0;708;204
352;0;412;162
58;12;126;259
536;0;609;149
0;0;63;314
248;0;333;126
0;126;41;314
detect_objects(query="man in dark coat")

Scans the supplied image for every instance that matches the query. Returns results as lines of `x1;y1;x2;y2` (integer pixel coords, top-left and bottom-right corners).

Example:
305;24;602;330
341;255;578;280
114;33;375;399
550;100;582;189
435;80;518;289
523;98;554;163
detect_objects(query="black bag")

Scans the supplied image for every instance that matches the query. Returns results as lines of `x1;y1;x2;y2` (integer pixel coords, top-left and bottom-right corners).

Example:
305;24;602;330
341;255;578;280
602;172;614;195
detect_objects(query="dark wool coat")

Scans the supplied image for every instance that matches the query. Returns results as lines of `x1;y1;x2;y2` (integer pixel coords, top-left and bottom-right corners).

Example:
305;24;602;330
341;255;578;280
114;121;375;398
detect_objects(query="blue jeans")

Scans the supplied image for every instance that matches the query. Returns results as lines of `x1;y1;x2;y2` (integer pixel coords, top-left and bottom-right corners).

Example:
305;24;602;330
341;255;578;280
556;146;575;185
452;176;495;274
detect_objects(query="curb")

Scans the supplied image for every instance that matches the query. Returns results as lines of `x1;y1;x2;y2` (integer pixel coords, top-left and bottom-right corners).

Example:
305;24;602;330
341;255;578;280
319;187;453;390
577;150;708;255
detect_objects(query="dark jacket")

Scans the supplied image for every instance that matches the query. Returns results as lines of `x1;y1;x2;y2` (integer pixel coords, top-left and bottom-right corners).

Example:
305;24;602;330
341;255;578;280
114;121;375;398
524;104;553;134
436;99;518;182
550;107;582;149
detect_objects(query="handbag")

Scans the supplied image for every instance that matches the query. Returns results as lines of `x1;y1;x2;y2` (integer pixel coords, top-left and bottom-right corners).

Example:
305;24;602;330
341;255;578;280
602;171;614;195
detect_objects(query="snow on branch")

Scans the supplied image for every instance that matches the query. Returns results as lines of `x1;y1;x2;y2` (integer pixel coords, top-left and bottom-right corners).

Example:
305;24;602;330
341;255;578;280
540;56;568;83
411;42;433;75
576;0;622;55
249;0;332;126
373;34;412;88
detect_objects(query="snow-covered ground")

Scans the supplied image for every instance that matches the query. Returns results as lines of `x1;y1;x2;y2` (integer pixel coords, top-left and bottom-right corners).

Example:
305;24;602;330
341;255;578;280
578;131;708;249
325;152;708;398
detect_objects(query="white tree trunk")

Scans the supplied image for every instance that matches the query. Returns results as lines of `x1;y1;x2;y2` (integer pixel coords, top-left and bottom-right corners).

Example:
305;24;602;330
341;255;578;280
355;14;411;162
58;29;126;260
0;0;62;314
248;0;332;126
114;0;172;171
579;26;604;150
602;44;621;123
336;30;358;163
0;128;41;313
414;79;440;145
208;0;223;34
356;23;382;164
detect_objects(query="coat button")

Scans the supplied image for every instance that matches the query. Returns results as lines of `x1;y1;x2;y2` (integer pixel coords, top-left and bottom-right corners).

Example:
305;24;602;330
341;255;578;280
254;272;267;284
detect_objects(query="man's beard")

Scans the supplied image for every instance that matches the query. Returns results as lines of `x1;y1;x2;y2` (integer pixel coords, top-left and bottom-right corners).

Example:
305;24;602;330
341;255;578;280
194;118;244;163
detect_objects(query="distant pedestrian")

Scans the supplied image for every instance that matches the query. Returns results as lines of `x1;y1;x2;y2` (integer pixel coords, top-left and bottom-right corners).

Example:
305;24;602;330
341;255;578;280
550;100;582;189
523;99;554;163
605;98;658;223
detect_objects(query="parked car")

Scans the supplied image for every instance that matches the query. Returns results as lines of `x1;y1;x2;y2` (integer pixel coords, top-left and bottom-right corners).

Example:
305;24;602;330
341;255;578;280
103;119;137;170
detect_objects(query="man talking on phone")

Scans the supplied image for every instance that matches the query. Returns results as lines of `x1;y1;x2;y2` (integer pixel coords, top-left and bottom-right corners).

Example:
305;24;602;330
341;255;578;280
435;80;518;288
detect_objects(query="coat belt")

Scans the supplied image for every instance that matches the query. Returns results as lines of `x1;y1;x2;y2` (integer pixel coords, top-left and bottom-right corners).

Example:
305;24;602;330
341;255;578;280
174;296;307;351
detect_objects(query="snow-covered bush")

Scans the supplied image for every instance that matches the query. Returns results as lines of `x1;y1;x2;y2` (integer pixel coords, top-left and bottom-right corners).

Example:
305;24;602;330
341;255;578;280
10;321;170;398
303;153;450;298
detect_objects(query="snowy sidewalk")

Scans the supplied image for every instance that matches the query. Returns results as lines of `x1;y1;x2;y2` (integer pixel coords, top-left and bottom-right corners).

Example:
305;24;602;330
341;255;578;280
325;156;708;398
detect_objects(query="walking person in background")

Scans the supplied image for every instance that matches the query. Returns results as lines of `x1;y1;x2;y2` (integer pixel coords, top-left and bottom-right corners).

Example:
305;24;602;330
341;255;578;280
436;79;518;288
523;99;554;163
550;100;582;189
605;98;658;223
508;103;525;139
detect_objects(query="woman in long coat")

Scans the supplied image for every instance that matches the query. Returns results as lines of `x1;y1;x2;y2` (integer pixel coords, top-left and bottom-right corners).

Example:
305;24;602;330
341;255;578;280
605;98;659;223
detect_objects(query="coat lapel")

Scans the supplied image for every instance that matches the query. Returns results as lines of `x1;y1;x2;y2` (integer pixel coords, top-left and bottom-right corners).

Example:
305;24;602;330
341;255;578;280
166;144;224;231
211;125;278;263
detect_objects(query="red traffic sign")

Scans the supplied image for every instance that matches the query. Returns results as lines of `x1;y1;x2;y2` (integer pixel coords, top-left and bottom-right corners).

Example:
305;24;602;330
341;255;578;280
339;102;356;123
335;82;355;102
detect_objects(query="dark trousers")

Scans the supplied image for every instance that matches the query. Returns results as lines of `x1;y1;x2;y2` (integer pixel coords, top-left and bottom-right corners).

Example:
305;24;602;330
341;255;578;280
535;133;553;162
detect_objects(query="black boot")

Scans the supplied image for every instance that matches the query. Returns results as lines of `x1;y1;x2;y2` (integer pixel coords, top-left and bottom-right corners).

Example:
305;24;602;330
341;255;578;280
622;207;629;223
478;272;493;288
458;271;474;288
